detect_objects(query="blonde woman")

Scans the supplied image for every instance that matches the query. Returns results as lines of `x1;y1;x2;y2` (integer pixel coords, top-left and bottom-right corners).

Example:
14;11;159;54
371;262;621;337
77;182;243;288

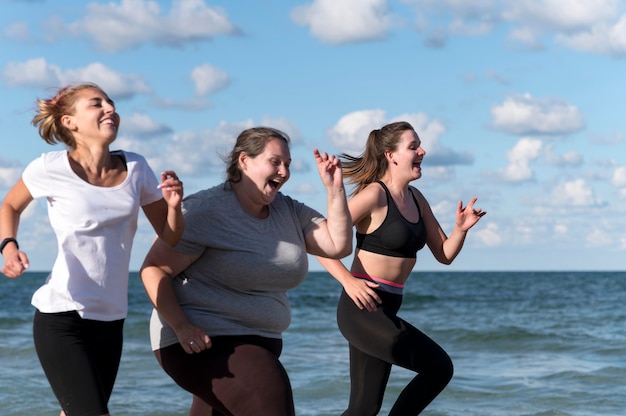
0;83;184;416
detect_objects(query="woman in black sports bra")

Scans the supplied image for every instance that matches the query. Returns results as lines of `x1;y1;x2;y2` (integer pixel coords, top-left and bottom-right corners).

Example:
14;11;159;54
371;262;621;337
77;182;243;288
319;121;486;415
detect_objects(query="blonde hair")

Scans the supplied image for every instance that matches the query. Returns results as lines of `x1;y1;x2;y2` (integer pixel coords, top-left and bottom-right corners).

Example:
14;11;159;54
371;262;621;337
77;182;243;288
31;82;110;149
341;121;415;196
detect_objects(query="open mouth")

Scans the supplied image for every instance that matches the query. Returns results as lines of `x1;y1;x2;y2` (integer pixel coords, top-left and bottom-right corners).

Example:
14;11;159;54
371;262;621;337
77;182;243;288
268;178;282;190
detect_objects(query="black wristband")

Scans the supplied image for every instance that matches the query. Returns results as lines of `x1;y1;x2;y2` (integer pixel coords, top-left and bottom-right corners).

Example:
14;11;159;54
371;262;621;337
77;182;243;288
0;238;19;254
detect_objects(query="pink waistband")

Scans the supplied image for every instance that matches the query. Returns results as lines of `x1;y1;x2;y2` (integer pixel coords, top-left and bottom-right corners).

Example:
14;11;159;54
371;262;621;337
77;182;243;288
352;273;405;288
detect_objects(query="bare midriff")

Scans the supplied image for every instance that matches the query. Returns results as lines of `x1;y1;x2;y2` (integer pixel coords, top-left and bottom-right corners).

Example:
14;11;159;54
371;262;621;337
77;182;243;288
350;248;416;286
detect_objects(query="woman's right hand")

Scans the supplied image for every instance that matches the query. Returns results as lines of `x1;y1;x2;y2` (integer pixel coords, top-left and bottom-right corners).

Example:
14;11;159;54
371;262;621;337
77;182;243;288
174;322;212;354
2;248;30;278
343;277;382;312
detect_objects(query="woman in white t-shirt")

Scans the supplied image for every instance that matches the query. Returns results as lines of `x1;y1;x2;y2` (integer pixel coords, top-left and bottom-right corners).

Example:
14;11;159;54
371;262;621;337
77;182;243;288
0;82;184;416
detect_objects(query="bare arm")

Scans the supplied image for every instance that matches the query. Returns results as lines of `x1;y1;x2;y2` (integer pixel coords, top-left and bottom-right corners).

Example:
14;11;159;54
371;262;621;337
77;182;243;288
1;179;33;278
317;255;381;311
140;239;210;354
304;150;352;258
315;186;383;311
418;189;486;265
143;170;184;247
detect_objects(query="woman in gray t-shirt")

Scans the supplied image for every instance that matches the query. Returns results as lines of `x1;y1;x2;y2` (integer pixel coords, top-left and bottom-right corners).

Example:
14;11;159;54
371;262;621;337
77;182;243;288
141;127;352;416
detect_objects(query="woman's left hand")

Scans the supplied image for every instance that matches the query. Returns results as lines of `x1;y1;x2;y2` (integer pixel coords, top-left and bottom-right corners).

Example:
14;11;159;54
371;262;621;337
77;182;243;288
314;149;343;190
456;197;486;231
158;170;184;207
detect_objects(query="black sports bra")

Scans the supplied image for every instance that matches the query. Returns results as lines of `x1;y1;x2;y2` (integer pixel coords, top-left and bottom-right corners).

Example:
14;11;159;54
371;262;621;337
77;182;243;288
356;181;427;258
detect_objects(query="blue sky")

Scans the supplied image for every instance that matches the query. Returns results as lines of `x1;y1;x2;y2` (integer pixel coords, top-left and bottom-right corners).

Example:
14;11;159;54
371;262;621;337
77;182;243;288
1;0;625;272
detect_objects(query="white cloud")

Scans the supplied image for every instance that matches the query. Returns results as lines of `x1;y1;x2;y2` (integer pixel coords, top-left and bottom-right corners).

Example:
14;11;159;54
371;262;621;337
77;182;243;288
2;58;151;99
590;132;625;144
326;109;387;154
259;116;305;146
190;64;230;96
558;14;626;57
120;113;173;137
498;137;542;182
491;94;585;136
544;145;583;168
404;0;626;56
4;22;30;41
152;96;213;111
326;110;472;167
586;228;612;247
503;0;618;31
422;165;455;181
551;178;603;207
612;166;626;188
0;160;23;189
45;0;238;53
2;57;61;87
155;120;256;177
293;182;318;195
475;222;502;246
554;223;568;235
63;63;152;99
291;0;392;44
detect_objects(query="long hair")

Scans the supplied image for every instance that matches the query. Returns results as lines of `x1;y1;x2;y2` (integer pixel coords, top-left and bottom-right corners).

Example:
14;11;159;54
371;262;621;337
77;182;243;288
341;121;415;196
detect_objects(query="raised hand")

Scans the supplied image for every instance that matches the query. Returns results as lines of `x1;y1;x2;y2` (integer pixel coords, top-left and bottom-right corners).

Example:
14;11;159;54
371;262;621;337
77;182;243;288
158;170;184;208
313;149;343;190
456;197;486;232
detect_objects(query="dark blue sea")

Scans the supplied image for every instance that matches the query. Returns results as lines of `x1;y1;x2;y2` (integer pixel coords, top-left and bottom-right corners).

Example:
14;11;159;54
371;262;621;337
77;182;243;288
1;271;624;415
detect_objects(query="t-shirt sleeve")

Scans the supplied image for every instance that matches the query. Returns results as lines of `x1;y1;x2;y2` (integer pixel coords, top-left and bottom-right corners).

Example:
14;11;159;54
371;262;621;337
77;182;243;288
21;155;48;199
129;152;163;206
292;197;326;235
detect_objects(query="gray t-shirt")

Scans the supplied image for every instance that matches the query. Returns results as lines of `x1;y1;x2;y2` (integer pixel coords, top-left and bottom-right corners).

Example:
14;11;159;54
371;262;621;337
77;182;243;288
150;182;325;350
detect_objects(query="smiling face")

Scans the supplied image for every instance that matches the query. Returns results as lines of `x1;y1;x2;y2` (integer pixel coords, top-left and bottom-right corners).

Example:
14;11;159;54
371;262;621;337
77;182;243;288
61;87;120;146
387;129;426;181
239;137;291;206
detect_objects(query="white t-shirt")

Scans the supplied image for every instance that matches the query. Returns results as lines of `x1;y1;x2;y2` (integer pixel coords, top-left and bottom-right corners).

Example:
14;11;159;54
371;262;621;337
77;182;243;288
23;150;163;321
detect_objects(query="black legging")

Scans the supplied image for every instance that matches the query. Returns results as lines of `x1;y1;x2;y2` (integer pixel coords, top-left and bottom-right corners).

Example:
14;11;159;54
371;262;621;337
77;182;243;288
33;310;124;416
155;335;295;416
337;289;453;416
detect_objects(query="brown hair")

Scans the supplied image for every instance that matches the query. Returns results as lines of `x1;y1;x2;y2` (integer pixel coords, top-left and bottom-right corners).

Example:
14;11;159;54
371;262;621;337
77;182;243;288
224;127;291;183
31;82;111;149
340;121;415;196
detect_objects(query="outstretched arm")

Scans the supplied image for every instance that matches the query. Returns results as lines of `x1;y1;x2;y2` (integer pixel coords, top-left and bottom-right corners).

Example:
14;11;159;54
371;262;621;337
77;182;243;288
421;192;486;265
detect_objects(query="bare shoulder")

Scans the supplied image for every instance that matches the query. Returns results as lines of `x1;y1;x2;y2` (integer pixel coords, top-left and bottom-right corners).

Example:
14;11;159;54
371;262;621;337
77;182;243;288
350;182;387;210
409;185;426;202
409;185;432;213
349;182;387;226
356;182;386;206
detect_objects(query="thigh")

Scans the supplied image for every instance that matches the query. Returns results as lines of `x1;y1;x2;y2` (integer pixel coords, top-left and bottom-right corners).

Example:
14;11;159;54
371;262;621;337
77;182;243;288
338;289;447;372
33;310;123;415
337;289;403;360
157;336;295;416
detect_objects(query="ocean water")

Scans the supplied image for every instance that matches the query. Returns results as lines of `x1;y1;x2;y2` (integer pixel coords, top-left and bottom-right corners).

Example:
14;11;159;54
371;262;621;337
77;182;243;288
0;271;624;416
